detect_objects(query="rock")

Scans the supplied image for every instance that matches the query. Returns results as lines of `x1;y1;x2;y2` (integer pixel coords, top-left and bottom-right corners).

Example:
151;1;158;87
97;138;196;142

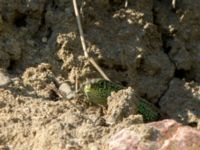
22;63;57;99
154;0;200;82
106;87;139;124
58;83;75;99
0;69;11;88
57;1;175;103
4;38;22;60
59;83;71;94
159;78;200;126
108;119;200;150
0;36;22;69
0;50;10;69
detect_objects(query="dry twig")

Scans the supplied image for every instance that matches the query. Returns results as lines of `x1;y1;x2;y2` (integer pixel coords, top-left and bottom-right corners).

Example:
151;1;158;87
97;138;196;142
172;0;176;9
72;0;110;81
125;0;128;8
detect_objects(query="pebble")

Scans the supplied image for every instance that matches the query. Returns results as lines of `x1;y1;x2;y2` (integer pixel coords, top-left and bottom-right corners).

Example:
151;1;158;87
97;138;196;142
42;37;48;43
59;83;75;99
0;69;11;88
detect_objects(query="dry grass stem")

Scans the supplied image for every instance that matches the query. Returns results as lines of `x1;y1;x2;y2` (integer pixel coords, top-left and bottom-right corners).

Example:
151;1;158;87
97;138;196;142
72;0;110;81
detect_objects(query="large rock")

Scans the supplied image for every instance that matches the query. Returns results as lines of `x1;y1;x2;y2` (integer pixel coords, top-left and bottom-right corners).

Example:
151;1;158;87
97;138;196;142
56;0;175;103
159;78;200;127
0;0;47;69
155;0;200;82
108;119;200;150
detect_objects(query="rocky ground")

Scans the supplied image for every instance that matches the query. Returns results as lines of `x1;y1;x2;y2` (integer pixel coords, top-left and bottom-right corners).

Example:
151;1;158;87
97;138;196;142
0;0;200;150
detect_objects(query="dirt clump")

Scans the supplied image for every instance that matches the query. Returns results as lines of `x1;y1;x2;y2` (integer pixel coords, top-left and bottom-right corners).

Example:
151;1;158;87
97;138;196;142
106;87;139;124
22;63;58;99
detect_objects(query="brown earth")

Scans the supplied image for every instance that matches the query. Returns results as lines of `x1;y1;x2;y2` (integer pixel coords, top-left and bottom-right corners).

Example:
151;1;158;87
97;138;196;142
0;0;200;149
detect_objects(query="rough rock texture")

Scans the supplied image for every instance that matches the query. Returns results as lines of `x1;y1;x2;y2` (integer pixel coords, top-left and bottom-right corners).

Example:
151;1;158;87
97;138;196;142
0;69;11;87
108;119;200;150
0;0;175;102
82;0;174;102
0;36;22;69
22;63;58;99
154;0;200;82
0;0;200;149
0;0;47;69
0;90;84;150
0;88;110;150
159;78;200;127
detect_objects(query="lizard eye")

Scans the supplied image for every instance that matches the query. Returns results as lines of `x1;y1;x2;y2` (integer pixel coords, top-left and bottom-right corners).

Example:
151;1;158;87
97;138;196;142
98;80;106;88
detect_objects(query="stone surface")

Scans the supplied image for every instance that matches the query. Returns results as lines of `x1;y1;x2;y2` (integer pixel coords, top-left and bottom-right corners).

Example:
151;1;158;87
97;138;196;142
22;63;57;99
0;69;11;87
159;78;200;127
0;0;200;150
154;0;200;82
108;119;200;150
59;82;75;99
81;1;175;102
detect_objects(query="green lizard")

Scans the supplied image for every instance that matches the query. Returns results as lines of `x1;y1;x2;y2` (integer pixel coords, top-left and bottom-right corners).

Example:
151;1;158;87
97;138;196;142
84;79;160;121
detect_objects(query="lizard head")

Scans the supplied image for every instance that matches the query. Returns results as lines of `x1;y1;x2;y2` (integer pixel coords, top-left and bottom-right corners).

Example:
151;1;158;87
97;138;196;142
84;79;123;105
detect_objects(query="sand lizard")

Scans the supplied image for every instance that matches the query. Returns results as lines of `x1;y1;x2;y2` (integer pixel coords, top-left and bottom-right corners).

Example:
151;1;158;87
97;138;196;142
84;79;160;121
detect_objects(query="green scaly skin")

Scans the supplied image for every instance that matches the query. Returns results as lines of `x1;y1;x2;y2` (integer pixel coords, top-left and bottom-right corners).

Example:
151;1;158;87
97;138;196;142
137;98;160;121
84;80;122;105
84;79;160;121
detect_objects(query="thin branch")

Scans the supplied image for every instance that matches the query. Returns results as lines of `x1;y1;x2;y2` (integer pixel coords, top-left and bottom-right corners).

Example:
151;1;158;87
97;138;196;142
72;0;110;81
172;0;176;9
125;0;128;8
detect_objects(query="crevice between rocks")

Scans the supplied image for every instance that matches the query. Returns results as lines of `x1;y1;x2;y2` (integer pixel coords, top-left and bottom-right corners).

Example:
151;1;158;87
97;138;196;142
152;1;176;108
34;0;49;36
